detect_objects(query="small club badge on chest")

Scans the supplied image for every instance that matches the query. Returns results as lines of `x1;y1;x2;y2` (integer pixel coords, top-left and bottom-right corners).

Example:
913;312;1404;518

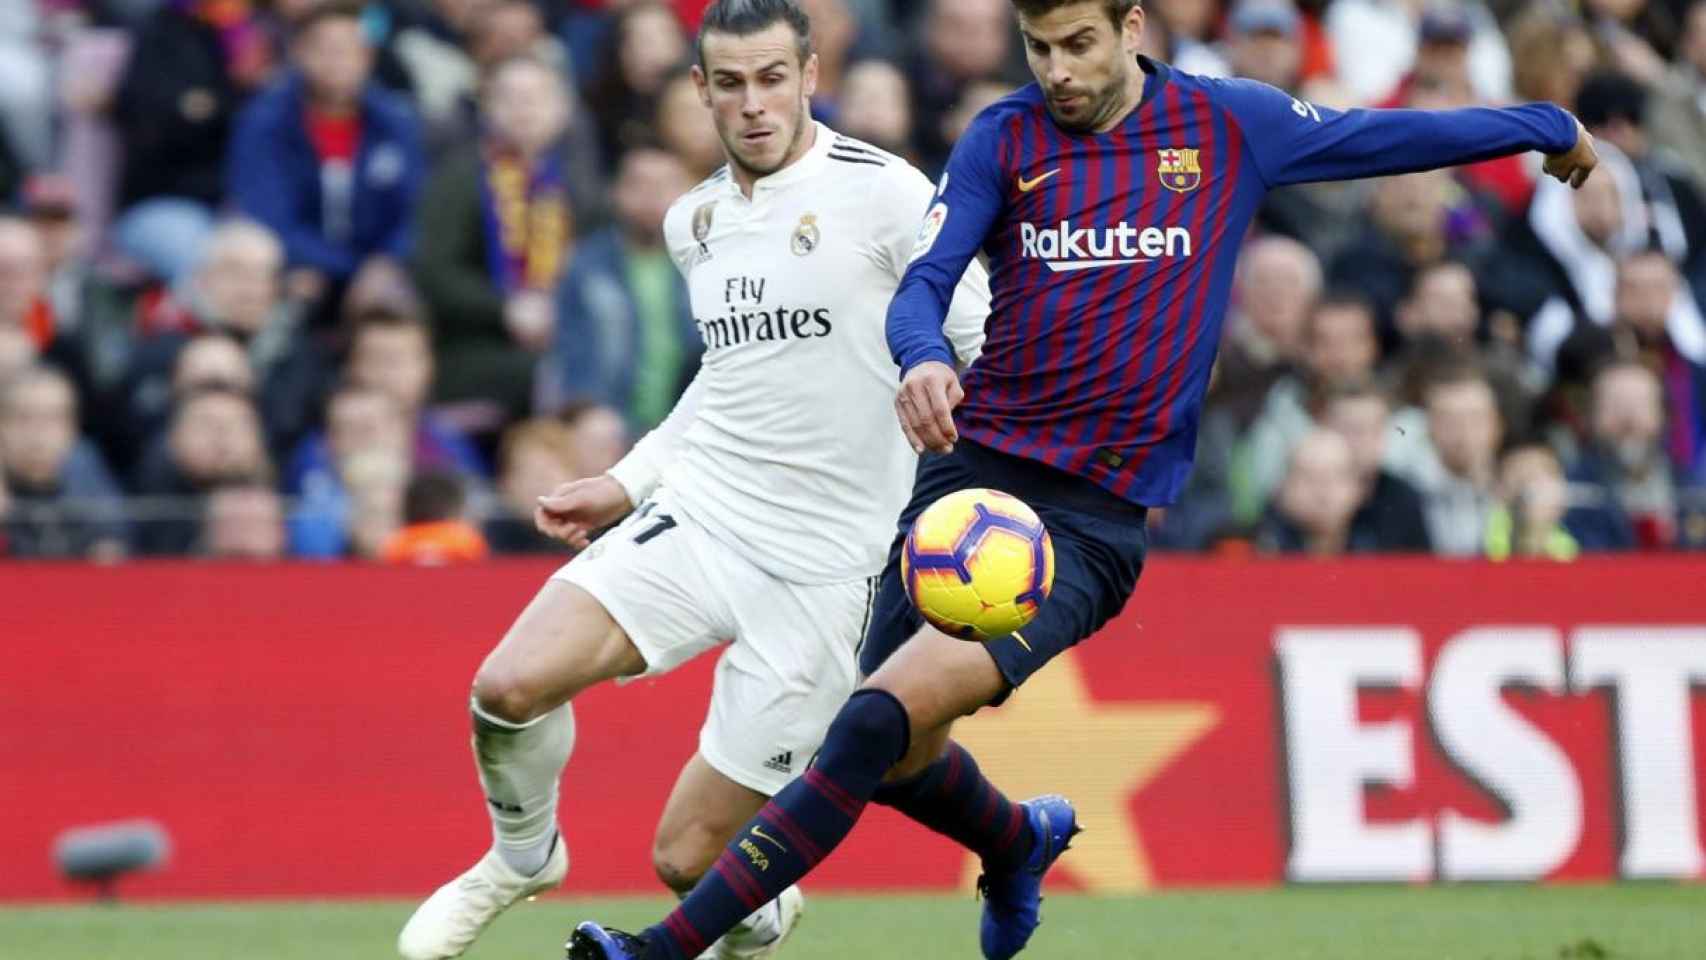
791;213;821;256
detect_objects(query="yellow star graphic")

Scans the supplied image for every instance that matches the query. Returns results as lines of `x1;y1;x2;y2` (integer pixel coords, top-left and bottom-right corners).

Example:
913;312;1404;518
951;650;1219;893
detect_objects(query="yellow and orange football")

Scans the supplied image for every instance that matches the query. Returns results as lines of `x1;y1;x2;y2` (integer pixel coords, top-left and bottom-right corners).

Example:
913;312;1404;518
902;488;1054;641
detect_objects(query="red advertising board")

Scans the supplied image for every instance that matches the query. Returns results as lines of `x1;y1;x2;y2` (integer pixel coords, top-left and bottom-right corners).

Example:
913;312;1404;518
1;558;1703;900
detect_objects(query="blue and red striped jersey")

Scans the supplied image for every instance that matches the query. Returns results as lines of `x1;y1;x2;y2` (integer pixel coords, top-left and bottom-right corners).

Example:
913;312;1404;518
888;57;1577;506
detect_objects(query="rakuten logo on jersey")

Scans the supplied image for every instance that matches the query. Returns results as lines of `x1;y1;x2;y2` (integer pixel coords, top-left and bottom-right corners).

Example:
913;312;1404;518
1018;220;1193;273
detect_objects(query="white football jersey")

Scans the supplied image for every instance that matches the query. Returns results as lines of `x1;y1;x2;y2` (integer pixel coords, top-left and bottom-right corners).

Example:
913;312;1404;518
606;123;989;584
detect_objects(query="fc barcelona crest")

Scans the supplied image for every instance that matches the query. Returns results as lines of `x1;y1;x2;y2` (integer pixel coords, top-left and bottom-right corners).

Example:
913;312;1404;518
1157;147;1202;193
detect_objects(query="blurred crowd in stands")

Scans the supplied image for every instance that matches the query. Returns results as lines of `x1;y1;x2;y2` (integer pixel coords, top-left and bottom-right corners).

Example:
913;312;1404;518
0;0;1702;562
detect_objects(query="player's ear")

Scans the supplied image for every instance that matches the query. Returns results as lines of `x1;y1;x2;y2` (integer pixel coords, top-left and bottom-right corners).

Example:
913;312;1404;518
801;52;820;102
1122;4;1145;54
691;64;712;108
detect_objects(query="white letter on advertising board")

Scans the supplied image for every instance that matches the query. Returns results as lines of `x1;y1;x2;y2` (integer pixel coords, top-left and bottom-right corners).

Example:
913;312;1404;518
1430;627;1582;880
1572;628;1706;878
1277;628;1432;881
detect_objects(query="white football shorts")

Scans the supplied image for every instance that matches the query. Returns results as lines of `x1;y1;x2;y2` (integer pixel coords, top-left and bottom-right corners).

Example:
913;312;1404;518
552;489;873;796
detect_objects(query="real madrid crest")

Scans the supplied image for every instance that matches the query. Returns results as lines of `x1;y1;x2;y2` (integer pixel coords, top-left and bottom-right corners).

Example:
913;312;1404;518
692;202;716;245
1157;147;1202;193
791;213;821;256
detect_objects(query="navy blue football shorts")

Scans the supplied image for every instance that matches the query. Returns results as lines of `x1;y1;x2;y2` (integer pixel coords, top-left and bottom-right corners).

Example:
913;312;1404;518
860;439;1149;702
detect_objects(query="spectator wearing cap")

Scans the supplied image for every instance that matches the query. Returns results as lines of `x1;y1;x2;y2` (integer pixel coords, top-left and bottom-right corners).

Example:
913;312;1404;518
1565;360;1706;550
1326;0;1512;107
1649;0;1706;193
1575;70;1706;277
112;0;276;287
1375;6;1536;214
416;56;594;421
228;0;426;323
546;146;699;433
0;366;129;560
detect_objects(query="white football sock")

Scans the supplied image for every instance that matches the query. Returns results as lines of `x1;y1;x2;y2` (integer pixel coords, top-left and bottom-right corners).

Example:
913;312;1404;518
470;698;575;877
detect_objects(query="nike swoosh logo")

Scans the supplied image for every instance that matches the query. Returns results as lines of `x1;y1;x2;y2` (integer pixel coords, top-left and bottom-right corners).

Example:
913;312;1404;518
1016;168;1060;192
750;826;789;854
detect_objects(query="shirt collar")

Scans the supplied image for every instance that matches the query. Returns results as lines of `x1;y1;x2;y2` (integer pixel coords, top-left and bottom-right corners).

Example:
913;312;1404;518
732;121;833;196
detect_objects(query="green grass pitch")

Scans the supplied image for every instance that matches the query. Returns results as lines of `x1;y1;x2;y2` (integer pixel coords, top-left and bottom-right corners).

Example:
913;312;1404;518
4;886;1703;959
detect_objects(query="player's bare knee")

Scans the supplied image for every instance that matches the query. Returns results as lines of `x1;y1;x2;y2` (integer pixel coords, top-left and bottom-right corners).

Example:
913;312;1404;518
651;830;716;894
471;661;545;724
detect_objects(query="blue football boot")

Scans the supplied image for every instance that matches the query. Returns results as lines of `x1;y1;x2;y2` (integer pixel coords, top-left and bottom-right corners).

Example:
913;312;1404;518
977;794;1082;960
566;922;645;960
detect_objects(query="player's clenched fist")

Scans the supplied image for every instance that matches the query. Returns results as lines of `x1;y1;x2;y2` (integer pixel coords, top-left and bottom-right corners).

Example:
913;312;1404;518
896;360;964;455
1543;118;1598;189
534;475;633;550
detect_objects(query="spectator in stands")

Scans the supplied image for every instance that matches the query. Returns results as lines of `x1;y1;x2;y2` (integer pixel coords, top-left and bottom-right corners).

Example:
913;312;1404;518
1566;360;1706;549
1215;236;1319;431
0;324;33;385
1226;0;1303;93
0;218;54;354
203;481;287;560
589;2;689;163
1328;0;1513;108
1605;252;1706;477
113;0;275;285
1329;170;1487;337
1507;9;1597;112
391;0;483;150
287;382;411;557
344;443;411;559
908;0;1014;172
1256;429;1364;555
345;306;484;475
1321;381;1433;552
655;67;726;180
1242;292;1381;518
1650;0;1706;192
561;400;630;479
1583;0;1678;83
487;417;579;553
1486;443;1578;561
416;56;587;420
1418;364;1504;555
1149;0;1230;77
838;60;914;158
381;468;490;564
133;386;274;555
228;0;425;321
798;0;860;107
548;146;697;432
0;366;128;560
1575;71;1706;275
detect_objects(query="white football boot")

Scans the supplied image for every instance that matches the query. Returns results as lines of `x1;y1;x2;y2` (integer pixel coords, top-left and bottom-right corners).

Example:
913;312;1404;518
704;884;805;960
397;840;568;960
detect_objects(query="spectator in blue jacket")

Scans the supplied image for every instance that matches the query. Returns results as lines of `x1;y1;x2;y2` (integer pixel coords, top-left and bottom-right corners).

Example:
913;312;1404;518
0;366;129;560
545;145;699;432
1566;360;1706;550
228;0;424;323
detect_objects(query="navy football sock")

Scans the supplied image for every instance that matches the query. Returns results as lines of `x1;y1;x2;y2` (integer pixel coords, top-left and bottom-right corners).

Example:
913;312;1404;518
641;689;911;960
872;740;1032;873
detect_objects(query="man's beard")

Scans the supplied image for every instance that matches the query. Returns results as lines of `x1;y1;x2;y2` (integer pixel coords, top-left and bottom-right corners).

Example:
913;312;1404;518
1048;81;1127;133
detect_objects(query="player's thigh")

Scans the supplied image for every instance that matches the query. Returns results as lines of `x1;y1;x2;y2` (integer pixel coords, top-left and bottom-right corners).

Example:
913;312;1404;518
651;752;769;892
699;571;871;797
864;625;1006;746
473;579;642;722
477;500;725;721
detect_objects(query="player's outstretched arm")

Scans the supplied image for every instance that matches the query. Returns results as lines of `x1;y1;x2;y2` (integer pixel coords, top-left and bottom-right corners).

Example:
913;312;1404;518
1218;78;1596;190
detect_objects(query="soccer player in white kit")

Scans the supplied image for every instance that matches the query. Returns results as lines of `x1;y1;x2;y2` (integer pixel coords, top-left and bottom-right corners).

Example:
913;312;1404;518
395;3;988;958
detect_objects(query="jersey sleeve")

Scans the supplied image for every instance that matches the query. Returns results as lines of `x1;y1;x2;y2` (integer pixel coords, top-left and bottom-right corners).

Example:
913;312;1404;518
885;108;1009;376
1212;77;1579;189
660;197;697;275
606;372;703;504
875;163;991;369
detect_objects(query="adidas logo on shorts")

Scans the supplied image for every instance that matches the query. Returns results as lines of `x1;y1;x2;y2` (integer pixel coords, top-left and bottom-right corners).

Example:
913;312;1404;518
763;751;794;773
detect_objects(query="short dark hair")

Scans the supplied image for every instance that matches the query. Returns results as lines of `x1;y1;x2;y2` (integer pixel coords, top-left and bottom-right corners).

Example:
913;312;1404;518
1011;0;1141;27
698;0;814;67
404;469;467;525
348;305;429;348
291;0;366;42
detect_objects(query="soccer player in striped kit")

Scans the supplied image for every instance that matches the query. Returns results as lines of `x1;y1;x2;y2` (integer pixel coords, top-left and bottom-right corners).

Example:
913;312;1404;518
569;1;1600;958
